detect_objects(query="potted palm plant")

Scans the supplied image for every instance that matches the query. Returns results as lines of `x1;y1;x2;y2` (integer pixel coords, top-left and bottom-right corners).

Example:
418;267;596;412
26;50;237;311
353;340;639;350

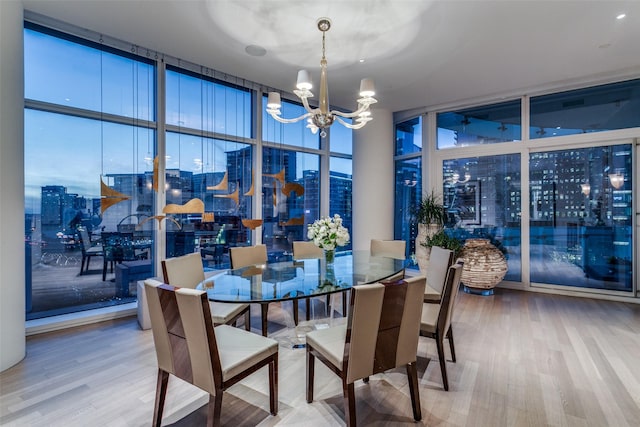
414;190;447;273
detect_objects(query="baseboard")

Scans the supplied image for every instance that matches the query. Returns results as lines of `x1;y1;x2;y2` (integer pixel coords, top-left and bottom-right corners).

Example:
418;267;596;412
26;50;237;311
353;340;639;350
26;303;137;336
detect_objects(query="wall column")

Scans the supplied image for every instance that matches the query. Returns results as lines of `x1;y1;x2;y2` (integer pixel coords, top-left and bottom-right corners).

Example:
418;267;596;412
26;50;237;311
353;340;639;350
352;108;394;251
0;0;26;372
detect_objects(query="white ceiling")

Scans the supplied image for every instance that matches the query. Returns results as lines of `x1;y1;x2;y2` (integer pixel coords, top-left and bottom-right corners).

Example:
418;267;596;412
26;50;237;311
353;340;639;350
22;0;640;113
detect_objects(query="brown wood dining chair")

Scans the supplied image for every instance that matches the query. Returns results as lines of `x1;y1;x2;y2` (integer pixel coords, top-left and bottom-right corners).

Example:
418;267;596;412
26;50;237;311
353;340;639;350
306;275;426;426
162;252;250;331
144;279;278;427
420;261;464;391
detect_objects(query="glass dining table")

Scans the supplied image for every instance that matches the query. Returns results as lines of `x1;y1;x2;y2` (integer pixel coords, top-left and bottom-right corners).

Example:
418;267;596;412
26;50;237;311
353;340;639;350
198;251;409;340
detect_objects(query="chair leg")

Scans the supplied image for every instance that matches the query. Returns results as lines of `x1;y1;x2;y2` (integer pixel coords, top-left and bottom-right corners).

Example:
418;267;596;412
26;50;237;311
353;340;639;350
343;380;357;427
244;308;251;332
269;356;278;415
152;369;169;427
80;256;86;275
292;299;299;326
206;391;223;427
261;303;269;337
436;335;449;391
406;362;422;421
102;259;108;281
306;349;315;403
306;297;311;321
447;325;456;363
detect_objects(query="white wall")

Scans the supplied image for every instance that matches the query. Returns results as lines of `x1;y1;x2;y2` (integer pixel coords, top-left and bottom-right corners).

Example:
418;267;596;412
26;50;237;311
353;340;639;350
352;108;394;251
0;0;26;372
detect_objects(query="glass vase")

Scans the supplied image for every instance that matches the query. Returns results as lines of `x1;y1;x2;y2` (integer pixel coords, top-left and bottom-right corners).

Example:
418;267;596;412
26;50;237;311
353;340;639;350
324;249;335;265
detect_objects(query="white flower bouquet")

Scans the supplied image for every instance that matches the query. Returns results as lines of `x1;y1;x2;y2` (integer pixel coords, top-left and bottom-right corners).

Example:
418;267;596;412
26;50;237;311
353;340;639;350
307;214;350;251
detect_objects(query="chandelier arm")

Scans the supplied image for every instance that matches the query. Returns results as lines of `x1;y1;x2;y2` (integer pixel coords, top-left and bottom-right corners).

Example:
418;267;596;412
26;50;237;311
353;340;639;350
334;116;367;129
298;95;320;115
331;106;369;119
267;110;313;124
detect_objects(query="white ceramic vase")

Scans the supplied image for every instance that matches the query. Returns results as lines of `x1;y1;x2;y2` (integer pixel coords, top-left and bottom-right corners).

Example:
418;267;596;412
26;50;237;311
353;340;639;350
415;223;442;274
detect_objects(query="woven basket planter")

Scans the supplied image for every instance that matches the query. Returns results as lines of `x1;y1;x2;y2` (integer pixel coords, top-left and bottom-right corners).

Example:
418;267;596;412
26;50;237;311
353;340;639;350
460;238;507;290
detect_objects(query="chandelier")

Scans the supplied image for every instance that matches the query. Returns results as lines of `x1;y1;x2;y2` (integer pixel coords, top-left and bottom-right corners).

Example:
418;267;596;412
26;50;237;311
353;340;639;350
266;18;377;138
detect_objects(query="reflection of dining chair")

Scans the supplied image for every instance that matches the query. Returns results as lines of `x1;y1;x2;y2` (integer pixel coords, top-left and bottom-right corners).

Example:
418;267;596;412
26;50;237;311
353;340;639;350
292;241;332;321
420;261;464;391
78;227;104;275
306;276;426;426
144;279;278;426
370;239;407;281
424;246;454;303
101;232;135;281
229;245;274;337
162;253;250;331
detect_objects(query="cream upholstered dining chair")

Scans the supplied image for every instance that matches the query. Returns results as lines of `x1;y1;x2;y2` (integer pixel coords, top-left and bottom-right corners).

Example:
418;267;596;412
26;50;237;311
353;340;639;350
144;279;278;427
161;252;250;331
292;241;329;321
423;246;454;303
370;239;406;259
370;239;407;282
306;275;426;426
420;261;464;391
229;244;277;336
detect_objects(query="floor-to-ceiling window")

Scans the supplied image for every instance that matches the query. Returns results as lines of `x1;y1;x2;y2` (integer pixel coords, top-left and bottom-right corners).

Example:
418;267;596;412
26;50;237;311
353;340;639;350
394;116;423;261
165;68;253;267
261;96;321;258
329;121;353;252
427;79;638;295
24;19;352;320
24;23;156;319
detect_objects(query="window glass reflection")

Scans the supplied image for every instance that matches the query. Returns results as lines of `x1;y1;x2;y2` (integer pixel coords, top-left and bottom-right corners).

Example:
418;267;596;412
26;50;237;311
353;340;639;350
165;132;253;266
395;116;422;155
437;100;521;149
443;154;522;282
529;145;633;290
330;157;353;252
530;79;640;139
261;147;320;260
395;158;421;260
166;68;251;138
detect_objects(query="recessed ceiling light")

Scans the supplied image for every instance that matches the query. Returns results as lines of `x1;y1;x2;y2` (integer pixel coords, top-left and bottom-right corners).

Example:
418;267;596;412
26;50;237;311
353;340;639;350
359;59;365;63
245;45;267;57
616;13;626;20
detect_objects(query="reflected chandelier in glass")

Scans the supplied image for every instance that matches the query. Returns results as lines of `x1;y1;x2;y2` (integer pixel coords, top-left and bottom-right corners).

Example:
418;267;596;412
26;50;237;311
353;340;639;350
266;18;377;138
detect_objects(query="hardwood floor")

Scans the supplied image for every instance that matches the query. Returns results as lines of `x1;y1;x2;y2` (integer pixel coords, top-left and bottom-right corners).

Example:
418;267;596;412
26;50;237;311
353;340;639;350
2;288;639;426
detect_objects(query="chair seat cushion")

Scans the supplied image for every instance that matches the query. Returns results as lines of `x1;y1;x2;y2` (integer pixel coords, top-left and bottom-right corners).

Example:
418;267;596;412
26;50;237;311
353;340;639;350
86;246;103;255
306;324;347;370
420;302;439;334
215;325;278;381
209;301;249;325
424;284;440;303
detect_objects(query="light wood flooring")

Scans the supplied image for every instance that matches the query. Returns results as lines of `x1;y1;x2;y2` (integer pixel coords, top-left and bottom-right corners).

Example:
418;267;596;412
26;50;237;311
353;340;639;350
2;288;640;426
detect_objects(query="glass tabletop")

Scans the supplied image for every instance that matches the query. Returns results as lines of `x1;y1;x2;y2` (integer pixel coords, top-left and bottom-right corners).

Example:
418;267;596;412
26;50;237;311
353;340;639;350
198;250;409;304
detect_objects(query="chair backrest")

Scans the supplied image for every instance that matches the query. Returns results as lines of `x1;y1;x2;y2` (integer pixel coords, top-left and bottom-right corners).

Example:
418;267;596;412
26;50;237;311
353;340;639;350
437;262;464;338
426;246;454;294
344;276;426;384
162;252;206;289
77;227;92;252
144;279;221;395
229;244;267;269
292;241;323;260
370;239;406;260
